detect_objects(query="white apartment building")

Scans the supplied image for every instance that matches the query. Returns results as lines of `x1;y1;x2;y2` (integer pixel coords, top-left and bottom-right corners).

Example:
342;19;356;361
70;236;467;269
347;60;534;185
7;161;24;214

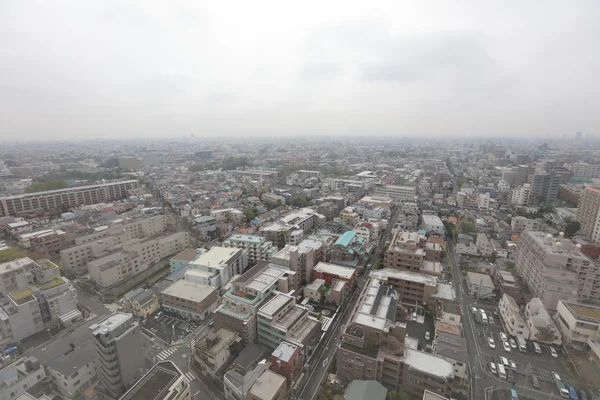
46;338;97;398
187;246;248;289
511;216;543;233
353;222;375;242
88;231;191;288
339;207;361;227
498;180;510;192
374;184;417;203
61;214;169;273
90;313;144;398
402;202;419;215
564;163;600;178
0;180;139;217
511;184;531;206
223;234;277;264
498;294;530;338
515;231;600;311
555;301;600;346
422;214;444;235
576;187;600;238
210;208;245;225
0;258;37;295
0;357;46;400
271;244;315;288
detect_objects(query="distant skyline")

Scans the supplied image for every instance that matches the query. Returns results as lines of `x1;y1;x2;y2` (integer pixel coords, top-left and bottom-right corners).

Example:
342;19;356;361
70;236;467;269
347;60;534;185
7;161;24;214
1;1;599;140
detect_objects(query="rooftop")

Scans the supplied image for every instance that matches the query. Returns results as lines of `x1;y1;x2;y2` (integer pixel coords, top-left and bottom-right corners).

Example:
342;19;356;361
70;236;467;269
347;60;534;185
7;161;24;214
47;338;96;376
226;234;265;244
38;277;66;291
260;293;294;318
371;268;437;286
119;361;184;400
335;231;357;247
0;180;138;200
271;341;298;363
466;271;495;288
306;278;326;291
0;257;35;274
404;347;453;378
10;288;35;305
90;312;134;335
161;280;216;303
191;246;242;267
249;369;286;400
344;380;387;400
313;262;356;280
565;302;600;321
170;248;201;262
246;266;287;292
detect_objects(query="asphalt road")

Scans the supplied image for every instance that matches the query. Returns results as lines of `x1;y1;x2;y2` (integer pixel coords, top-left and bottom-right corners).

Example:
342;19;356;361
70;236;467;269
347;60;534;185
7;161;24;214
447;239;559;400
75;286;110;316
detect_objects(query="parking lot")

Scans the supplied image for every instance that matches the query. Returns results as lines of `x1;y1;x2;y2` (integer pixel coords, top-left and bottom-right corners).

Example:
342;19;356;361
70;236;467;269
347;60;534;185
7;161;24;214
142;310;197;344
472;303;572;395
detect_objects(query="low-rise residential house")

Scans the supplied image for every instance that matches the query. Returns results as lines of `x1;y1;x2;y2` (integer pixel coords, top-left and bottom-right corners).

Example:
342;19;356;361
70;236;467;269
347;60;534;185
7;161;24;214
0;357;45;400
128;289;160;318
269;341;302;385
46;338;97;398
466;272;495;299
498;294;530;338
325;279;347;306
246;369;287;400
493;269;529;305
476;233;493;257
195;327;241;376
161;280;220;320
555;300;600;347
303;279;325;303
433;333;470;391
343;380;388;400
524;298;562;345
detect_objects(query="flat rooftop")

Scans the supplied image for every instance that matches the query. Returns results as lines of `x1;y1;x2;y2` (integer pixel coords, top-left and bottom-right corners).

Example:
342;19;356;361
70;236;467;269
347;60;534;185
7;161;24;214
260;293;293;318
227;234;265;244
371;268;437;286
10;288;35;305
171;248;201;262
1;180;138;200
161;280;216;303
90;312;133;335
404;348;453;378
313;262;355;280
567;302;600;321
191;246;241;267
0;257;35;274
119;361;183;400
249;369;286;400
272;341;298;363
246;266;287;292
466;272;494;288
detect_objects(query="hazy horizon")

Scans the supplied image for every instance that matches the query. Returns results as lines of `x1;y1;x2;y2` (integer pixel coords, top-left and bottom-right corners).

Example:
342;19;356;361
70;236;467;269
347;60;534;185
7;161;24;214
1;1;599;140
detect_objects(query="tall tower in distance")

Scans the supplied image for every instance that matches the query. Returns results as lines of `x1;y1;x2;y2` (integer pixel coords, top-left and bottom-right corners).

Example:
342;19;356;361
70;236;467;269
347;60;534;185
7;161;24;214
90;312;144;398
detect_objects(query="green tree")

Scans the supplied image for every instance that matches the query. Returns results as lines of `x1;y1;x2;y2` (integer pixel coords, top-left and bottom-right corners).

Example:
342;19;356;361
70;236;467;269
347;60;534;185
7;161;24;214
564;220;581;237
0;248;27;263
243;206;257;222
387;391;411;400
188;163;205;172
292;196;309;207
25;179;68;193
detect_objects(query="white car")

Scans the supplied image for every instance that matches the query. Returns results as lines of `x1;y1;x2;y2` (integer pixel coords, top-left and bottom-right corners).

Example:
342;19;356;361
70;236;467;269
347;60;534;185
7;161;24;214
499;356;509;367
509;360;517;369
509;338;517;349
499;332;508;342
552;372;562;381
503;341;511;352
550;347;558;358
488;337;496;348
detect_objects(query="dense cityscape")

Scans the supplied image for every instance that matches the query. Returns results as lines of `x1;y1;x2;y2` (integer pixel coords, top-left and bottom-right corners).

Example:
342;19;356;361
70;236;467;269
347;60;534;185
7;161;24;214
0;137;599;400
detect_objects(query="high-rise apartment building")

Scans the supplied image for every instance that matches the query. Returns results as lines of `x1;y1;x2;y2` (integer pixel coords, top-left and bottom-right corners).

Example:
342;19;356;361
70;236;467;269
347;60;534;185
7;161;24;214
90;313;144;398
577;187;600;238
384;231;425;272
223;234;277;265
0;180;139;217
565;163;600;179
511;184;531;206
515;231;600;311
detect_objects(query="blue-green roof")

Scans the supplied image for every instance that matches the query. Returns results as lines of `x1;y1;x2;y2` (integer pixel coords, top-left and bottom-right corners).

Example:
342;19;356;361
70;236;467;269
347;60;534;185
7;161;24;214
335;231;356;247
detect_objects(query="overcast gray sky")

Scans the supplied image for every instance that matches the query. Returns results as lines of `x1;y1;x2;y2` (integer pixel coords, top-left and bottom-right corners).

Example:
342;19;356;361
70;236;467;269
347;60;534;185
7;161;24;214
1;1;599;140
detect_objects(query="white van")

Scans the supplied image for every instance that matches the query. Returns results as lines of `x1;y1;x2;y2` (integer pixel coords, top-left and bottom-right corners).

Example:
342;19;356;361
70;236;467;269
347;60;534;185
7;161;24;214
498;363;507;380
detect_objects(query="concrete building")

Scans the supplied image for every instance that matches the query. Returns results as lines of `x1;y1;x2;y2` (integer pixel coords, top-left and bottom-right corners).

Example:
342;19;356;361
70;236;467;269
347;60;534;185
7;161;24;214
257;292;320;350
247;369;287;400
213;264;291;344
46;338;97;398
303;279;326;303
269;341;302;385
374;184;417;203
511;184;531;206
223;234;277;265
161;280;220;320
524;298;562;344
358;195;394;209
0;258;37;296
337;273;454;396
555;301;600;346
466;272;494;299
384;231;425;272
119;361;190;400
0;263;80;341
493;269;526;305
402;202;419;215
88;231;191;288
432;333;470;390
195;327;241;375
498;294;530;338
186;247;248;289
271;244;316;287
0;357;45;400
339;207;361;227
90;313;144;398
353;222;375;242
0;180;139;217
515;231;600;310
371;269;438;308
343;380;387;400
325;279;348;306
422;214;444;236
29;230;70;255
577;187;600;241
565;163;600;179
476;233;493;257
312;262;356;286
510;216;543;233
169;248;202;274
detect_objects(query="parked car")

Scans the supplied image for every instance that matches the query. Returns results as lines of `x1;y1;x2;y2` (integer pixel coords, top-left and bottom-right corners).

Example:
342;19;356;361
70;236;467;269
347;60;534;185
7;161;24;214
488;337;496;348
425;331;431;341
550;347;558;358
490;363;497;375
500;332;508;342
552;371;562;381
531;375;540;389
499;356;509;367
509;338;517;349
509;360;517;369
503;341;511;352
493;310;499;318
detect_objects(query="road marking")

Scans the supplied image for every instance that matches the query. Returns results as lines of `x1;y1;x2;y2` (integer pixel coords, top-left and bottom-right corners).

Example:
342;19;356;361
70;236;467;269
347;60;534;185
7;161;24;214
194;391;200;396
157;348;176;360
184;371;196;383
322;358;328;367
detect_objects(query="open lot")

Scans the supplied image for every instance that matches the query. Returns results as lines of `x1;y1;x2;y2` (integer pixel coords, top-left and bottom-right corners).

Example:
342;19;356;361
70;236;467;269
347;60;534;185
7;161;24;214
142;309;196;344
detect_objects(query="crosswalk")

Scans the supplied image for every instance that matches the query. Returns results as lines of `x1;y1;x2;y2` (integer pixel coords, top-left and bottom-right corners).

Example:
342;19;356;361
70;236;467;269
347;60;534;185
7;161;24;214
157;348;177;361
183;371;196;384
188;339;196;349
